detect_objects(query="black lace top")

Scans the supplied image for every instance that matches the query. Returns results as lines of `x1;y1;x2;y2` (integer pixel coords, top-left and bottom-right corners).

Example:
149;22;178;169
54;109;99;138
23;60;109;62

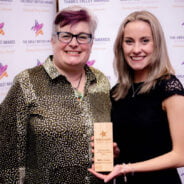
111;75;184;184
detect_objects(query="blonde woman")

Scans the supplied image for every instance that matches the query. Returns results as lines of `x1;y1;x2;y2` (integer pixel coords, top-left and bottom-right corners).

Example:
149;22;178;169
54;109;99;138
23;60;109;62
89;10;184;184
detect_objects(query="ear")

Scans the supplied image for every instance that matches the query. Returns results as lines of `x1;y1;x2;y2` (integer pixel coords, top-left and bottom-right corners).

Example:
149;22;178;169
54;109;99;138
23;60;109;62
90;39;94;47
51;36;56;44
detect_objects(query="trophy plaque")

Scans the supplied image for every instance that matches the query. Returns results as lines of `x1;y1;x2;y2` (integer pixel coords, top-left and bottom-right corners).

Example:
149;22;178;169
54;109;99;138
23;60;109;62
94;122;113;172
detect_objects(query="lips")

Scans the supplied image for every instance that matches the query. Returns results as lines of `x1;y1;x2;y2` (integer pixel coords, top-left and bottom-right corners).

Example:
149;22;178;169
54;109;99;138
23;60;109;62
131;56;145;61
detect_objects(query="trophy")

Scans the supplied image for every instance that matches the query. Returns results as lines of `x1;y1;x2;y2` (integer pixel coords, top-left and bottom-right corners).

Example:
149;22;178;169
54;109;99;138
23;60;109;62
94;122;113;172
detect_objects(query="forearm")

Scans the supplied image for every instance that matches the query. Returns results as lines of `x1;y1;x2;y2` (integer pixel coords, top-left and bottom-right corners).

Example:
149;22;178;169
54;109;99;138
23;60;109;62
124;150;184;174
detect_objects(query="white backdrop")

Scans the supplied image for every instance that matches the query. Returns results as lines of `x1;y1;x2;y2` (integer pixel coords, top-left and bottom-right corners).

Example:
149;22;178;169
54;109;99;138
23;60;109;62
0;0;184;182
0;0;56;102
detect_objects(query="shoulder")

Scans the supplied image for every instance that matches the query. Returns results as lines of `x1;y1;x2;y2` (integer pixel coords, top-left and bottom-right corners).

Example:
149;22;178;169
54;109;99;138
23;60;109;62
89;66;106;77
88;66;111;91
14;65;43;82
158;74;183;91
157;74;184;99
12;66;44;94
89;66;110;83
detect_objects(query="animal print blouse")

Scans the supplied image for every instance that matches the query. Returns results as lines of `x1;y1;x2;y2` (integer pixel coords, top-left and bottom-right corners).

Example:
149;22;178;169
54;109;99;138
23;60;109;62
0;56;111;184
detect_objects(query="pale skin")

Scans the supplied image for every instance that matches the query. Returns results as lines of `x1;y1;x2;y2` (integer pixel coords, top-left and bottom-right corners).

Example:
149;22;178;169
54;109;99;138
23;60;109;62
51;21;93;93
88;20;184;183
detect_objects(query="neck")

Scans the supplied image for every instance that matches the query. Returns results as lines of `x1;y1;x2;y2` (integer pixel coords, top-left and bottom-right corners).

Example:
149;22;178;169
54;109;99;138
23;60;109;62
134;70;148;83
66;71;84;84
53;61;85;92
54;63;84;81
71;72;83;90
65;69;85;91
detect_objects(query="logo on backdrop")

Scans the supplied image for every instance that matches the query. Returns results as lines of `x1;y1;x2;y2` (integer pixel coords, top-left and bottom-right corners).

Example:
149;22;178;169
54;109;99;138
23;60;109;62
87;60;95;66
22;20;50;46
63;0;109;5
95;37;110;42
31;20;44;36
169;21;184;42
37;59;43;66
0;22;15;48
0;23;5;35
20;0;53;5
0;0;13;2
0;63;8;80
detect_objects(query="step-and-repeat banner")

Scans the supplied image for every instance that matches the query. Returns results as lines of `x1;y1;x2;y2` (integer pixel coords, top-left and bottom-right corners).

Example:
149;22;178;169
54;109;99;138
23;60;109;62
0;0;184;182
0;0;56;102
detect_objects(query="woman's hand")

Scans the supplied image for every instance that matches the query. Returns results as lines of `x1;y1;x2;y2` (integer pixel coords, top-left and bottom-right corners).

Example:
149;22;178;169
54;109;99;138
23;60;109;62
113;142;120;158
88;164;125;183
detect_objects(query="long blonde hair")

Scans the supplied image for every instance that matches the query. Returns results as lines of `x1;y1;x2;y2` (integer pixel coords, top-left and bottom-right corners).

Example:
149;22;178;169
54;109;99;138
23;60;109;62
113;10;175;100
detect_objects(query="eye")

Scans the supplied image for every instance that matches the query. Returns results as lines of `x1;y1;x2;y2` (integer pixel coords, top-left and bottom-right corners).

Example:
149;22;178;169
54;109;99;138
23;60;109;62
141;38;150;44
124;39;133;45
60;33;71;40
78;34;89;40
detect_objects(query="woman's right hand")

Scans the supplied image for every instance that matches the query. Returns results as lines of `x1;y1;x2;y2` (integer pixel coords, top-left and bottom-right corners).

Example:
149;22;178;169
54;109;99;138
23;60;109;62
113;142;120;158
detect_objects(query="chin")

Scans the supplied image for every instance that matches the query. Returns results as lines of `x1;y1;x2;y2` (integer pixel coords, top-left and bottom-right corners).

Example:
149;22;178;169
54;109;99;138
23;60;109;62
68;61;84;66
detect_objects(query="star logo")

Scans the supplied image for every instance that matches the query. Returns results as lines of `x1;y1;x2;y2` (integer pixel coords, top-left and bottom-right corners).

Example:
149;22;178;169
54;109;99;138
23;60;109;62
100;131;107;137
31;20;44;36
0;63;8;80
87;59;95;66
0;22;5;35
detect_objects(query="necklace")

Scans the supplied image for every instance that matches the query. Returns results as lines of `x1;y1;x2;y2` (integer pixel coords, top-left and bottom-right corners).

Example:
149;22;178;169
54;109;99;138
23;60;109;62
73;73;84;101
131;83;142;97
74;90;83;101
73;72;83;90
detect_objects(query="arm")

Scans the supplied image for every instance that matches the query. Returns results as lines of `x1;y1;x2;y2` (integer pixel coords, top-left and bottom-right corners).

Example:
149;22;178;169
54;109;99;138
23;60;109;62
88;94;184;182
130;94;184;171
0;75;29;183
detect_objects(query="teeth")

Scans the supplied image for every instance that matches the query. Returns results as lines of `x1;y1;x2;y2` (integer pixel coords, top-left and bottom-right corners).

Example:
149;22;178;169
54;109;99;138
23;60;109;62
67;51;80;54
131;56;143;61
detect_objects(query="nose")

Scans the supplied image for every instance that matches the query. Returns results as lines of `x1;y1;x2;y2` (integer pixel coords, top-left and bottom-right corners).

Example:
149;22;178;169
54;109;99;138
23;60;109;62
132;43;141;54
68;36;79;46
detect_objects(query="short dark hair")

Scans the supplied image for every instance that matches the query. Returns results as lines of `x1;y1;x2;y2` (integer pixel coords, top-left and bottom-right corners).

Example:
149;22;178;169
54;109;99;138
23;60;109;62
53;6;97;35
55;9;90;28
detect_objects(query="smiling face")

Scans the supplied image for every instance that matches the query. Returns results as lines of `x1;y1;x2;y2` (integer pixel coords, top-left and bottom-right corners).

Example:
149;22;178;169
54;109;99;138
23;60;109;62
122;20;154;82
51;21;93;73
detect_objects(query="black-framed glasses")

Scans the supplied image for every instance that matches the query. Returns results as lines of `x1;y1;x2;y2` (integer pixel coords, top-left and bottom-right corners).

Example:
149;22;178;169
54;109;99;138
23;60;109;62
56;32;93;44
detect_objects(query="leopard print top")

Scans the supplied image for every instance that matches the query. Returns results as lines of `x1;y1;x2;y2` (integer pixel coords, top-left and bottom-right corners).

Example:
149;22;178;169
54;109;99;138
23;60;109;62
0;56;111;184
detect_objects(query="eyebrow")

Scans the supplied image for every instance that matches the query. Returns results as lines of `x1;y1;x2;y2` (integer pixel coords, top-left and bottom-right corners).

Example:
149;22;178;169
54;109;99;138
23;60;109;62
123;36;152;39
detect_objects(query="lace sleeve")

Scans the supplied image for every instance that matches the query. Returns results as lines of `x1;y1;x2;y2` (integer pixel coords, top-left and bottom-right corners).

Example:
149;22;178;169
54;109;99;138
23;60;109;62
160;75;184;100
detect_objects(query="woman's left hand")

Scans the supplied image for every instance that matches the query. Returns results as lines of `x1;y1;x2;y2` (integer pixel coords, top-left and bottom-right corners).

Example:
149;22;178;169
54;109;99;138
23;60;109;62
88;164;124;183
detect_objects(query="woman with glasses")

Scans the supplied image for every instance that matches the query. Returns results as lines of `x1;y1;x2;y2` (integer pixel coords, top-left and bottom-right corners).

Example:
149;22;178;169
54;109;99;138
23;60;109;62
0;6;111;184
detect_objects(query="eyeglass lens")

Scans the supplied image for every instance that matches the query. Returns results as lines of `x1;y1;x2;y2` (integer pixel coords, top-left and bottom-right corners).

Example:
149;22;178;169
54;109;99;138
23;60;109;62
57;32;92;44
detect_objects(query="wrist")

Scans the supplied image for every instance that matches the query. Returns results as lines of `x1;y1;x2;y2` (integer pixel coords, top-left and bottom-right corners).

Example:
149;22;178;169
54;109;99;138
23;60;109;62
127;163;134;176
121;163;134;174
121;163;128;183
121;163;134;182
